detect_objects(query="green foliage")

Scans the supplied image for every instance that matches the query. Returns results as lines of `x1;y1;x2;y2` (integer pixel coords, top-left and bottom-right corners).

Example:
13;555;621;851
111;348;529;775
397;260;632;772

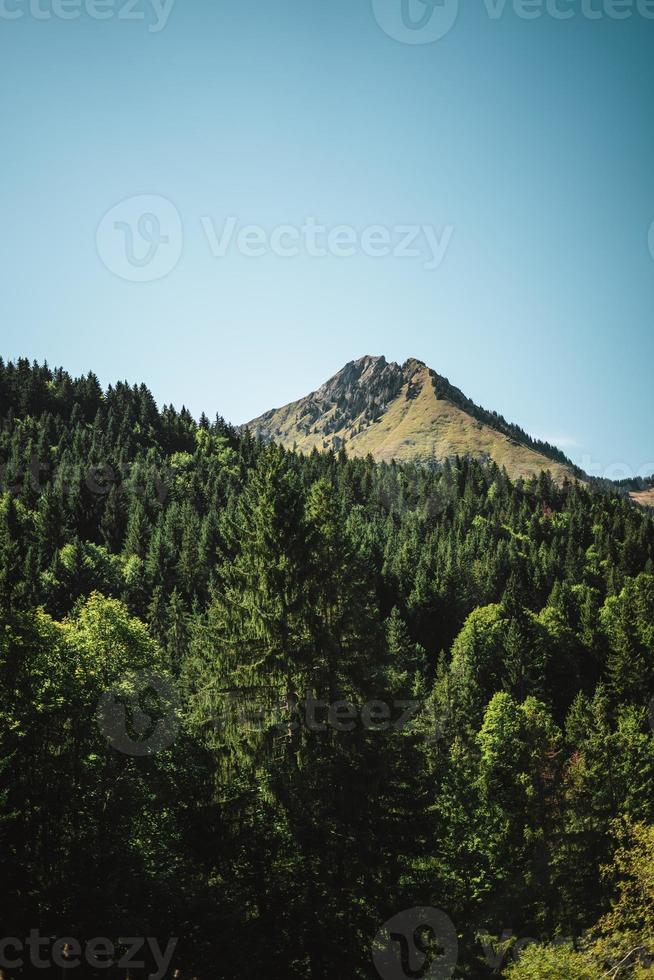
602;573;654;703
2;357;654;976
504;943;597;979
506;819;654;978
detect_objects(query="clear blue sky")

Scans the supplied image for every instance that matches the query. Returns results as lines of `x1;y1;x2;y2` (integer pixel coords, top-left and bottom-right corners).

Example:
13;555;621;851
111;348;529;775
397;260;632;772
1;0;653;478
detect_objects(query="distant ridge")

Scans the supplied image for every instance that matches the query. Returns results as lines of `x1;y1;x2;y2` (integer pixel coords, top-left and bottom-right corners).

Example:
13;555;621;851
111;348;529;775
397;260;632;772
245;355;584;484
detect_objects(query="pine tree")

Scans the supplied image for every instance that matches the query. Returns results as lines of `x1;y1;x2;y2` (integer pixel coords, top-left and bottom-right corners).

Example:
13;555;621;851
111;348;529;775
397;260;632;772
123;497;151;558
100;484;126;552
0;494;22;609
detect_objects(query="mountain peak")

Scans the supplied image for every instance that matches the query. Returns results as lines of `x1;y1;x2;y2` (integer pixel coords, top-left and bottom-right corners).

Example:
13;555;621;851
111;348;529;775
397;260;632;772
349;353;387;368
246;356;580;483
346;354;425;373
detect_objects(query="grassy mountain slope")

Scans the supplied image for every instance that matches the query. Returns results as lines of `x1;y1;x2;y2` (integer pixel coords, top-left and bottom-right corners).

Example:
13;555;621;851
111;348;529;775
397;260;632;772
631;489;654;509
246;355;581;483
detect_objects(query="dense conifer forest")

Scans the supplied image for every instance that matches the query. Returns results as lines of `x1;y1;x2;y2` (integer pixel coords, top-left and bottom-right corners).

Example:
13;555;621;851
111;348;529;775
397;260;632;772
2;357;654;978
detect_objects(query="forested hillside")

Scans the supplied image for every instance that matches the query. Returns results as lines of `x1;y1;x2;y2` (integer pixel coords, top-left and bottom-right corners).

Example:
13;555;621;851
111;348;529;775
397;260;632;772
2;357;654;978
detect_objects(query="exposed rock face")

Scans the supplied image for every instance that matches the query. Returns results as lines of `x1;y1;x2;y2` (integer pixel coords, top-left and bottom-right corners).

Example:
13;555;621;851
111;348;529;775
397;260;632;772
246;355;580;483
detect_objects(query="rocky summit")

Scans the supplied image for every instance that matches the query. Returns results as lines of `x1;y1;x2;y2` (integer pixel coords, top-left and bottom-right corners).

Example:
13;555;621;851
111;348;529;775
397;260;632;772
245;354;581;483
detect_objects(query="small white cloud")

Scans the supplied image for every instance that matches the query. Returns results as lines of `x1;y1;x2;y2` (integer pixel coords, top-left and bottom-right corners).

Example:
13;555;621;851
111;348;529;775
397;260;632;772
535;435;579;449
